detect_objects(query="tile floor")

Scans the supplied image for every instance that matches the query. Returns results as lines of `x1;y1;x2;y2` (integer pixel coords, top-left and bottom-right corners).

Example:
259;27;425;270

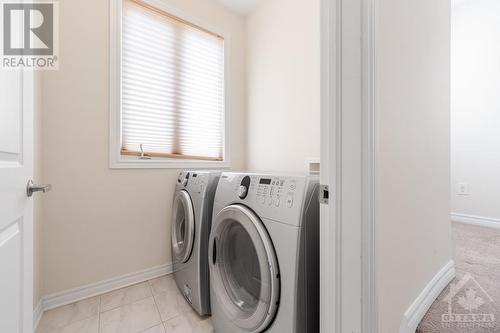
36;274;214;333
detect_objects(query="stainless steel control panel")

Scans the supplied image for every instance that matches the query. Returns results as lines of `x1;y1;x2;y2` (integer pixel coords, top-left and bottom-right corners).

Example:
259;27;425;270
252;176;297;209
215;172;316;227
177;171;216;196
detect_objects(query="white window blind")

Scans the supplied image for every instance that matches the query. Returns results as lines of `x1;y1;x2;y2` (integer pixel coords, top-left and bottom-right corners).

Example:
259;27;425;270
121;0;225;161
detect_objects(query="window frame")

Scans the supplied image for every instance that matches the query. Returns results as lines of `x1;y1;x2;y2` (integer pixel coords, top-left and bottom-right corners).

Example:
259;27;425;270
109;0;231;169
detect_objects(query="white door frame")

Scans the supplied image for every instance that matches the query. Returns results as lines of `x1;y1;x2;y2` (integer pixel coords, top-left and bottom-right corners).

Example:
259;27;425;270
360;0;376;332
320;0;375;332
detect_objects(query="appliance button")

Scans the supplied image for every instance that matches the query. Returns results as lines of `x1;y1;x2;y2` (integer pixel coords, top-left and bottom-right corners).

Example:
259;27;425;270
268;197;273;206
275;196;280;207
286;195;294;208
261;196;266;204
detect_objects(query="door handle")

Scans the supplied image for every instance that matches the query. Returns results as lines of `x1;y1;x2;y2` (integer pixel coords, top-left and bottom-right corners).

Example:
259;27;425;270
212;238;217;265
27;180;52;197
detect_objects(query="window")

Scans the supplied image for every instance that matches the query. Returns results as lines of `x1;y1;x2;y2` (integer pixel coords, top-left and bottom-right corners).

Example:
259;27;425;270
110;0;229;168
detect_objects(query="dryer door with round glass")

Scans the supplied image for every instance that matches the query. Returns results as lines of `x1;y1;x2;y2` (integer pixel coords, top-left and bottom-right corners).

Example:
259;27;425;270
209;204;280;333
171;190;195;264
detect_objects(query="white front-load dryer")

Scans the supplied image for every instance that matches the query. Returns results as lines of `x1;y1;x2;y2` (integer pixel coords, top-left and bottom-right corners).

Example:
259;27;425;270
209;172;320;333
171;170;220;316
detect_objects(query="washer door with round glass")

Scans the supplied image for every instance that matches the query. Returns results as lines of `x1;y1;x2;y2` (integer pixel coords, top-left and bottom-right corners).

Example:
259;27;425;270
209;205;280;333
171;190;195;264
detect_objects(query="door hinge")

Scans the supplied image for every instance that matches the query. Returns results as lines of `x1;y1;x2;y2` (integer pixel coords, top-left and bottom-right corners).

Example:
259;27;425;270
319;184;329;205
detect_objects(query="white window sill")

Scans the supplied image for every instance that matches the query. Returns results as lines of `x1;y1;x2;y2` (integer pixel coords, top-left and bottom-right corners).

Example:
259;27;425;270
109;155;231;169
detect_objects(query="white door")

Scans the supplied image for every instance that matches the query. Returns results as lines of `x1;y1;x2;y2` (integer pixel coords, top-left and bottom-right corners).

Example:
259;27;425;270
0;67;35;332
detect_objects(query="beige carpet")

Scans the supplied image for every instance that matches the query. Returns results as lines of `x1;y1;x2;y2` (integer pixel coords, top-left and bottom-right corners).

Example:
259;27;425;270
417;222;500;333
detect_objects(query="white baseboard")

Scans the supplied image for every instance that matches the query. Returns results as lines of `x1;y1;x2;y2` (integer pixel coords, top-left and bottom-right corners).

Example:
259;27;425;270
451;213;500;230
33;299;43;331
399;260;455;333
34;262;173;330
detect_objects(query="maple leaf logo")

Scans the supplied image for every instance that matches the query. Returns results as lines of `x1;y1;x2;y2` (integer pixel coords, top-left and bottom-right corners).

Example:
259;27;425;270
457;288;485;312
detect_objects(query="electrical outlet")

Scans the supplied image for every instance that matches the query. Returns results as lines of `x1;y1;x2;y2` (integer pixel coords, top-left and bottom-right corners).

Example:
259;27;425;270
457;183;469;196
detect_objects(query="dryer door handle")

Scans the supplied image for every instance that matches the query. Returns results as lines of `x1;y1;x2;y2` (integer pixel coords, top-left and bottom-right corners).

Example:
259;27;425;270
212;237;217;265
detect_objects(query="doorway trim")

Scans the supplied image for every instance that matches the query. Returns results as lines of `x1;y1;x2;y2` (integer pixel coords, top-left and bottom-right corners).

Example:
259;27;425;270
361;0;376;332
320;0;376;332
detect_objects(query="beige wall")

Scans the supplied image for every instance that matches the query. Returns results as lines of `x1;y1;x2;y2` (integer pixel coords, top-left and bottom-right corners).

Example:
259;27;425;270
39;0;246;296
245;0;320;173
374;0;452;331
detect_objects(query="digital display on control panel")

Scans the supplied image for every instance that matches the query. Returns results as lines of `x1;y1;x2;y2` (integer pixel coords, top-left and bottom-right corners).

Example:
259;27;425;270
259;178;272;185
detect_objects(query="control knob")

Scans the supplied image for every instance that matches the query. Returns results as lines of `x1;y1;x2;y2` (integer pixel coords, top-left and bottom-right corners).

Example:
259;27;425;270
238;185;248;199
181;172;191;187
238;175;251;199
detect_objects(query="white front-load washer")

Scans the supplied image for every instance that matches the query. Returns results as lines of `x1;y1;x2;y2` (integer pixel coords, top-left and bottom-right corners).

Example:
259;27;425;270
171;170;220;316
209;172;320;333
